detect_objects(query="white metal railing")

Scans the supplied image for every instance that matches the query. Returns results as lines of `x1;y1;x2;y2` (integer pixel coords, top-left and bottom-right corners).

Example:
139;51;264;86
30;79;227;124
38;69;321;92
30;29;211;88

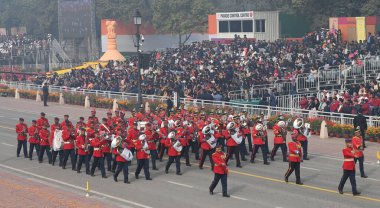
3;80;380;127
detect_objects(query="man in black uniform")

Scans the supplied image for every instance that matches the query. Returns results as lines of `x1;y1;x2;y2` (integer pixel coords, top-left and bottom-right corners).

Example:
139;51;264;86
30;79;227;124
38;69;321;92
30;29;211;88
42;83;49;107
353;109;367;148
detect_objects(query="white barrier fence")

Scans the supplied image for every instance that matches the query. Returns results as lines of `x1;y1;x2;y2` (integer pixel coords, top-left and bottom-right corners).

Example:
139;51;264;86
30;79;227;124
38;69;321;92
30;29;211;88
3;80;380;127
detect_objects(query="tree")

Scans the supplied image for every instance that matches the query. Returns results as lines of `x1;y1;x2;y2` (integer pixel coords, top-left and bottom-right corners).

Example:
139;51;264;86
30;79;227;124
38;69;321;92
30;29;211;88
152;0;213;48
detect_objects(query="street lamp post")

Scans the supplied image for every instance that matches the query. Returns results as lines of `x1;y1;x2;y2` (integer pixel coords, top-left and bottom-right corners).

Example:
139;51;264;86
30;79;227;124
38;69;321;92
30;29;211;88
134;9;143;107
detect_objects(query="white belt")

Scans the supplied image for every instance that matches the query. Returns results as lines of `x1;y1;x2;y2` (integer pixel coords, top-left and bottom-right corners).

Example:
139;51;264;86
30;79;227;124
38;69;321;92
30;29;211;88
64;142;71;144
344;159;354;162
94;148;100;151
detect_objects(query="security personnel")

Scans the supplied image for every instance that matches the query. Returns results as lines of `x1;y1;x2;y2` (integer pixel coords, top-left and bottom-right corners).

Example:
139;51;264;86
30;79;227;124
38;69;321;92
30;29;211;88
90;131;107;178
28;120;40;160
251;122;270;165
338;139;361;196
76;128;90;174
15;118;28;158
352;127;367;178
135;134;152;180
209;145;230;197
225;122;242;168
284;130;303;185
199;126;215;170
165;131;182;175
270;120;288;162
38;125;52;164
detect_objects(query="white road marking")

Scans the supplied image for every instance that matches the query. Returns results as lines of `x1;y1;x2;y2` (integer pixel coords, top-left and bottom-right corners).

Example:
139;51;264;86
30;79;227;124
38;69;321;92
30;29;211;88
0;164;153;208
309;154;377;166
302;166;320;171
366;178;380;182
2;142;15;147
167;181;194;188
217;193;248;201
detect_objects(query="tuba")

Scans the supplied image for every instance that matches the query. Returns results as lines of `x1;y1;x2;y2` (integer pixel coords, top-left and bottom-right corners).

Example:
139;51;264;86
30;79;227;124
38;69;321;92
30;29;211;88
111;136;123;148
293;118;304;129
53;129;64;151
206;135;217;149
302;123;311;138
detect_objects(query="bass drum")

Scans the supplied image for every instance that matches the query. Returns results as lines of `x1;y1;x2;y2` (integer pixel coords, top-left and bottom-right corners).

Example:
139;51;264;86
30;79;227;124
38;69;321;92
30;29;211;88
231;131;243;144
53;130;64;151
121;148;134;161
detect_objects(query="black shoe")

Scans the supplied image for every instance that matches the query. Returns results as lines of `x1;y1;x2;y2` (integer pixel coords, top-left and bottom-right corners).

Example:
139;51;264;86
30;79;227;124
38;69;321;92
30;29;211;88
361;175;368;178
250;160;255;163
113;175;118;182
236;165;243;168
86;171;90;175
363;145;367;148
264;162;270;165
165;170;169;174
241;158;247;161
102;176;108;179
209;190;214;195
91;174;95;177
24;156;29;158
296;182;303;185
223;194;230;198
353;192;361;196
283;159;288;162
29;158;33;160
77;170;81;174
124;181;130;184
146;177;152;180
62;166;66;169
186;164;191;167
270;157;274;161
39;161;42;163
159;159;163;162
110;170;115;173
153;167;159;171
51;162;55;166
72;168;76;171
48;161;52;164
285;177;288;183
17;155;20;158
176;172;182;175
199;166;203;170
135;174;139;179
338;189;343;194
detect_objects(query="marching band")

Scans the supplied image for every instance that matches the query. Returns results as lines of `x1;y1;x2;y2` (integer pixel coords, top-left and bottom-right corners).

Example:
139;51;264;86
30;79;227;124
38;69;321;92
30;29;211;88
14;107;367;197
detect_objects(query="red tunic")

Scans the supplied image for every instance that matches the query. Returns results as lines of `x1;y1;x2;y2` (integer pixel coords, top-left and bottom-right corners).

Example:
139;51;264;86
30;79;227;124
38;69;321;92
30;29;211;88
145;130;157;150
15;123;28;141
288;141;302;162
75;135;88;155
251;128;265;145
127;128;139;148
199;132;212;150
295;129;307;142
135;141;150;159
273;124;285;144
352;136;364;158
342;147;355;171
37;118;49;130
212;151;228;175
158;127;168;144
165;138;181;156
91;137;104;158
39;129;50;146
87;116;99;126
62;126;75;150
28;125;39;144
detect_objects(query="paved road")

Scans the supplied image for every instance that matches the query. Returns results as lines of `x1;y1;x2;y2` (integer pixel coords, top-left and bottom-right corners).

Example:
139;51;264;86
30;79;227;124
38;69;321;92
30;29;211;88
0;97;380;208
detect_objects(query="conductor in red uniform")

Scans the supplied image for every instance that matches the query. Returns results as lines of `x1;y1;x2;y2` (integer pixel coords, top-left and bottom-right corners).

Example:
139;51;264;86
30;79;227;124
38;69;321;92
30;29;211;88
338;139;361;196
209;145;230;197
284;130;303;185
352;127;367;178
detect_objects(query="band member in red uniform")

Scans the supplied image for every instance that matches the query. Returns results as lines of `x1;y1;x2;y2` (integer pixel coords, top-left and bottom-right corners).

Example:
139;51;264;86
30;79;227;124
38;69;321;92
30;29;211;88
177;121;191;166
209;145;230;197
113;138;131;184
158;121;169;161
165;131;182;175
38;125;52;163
225;122;242;168
15;118;28;158
295;118;310;160
284;130;303;185
338;139;361;196
251;122;270;165
76;128;90;174
75;117;86;134
135;134;152;180
352;127;367;178
199;126;216;169
127;122;139;155
61;123;76;170
270;120;288;162
87;108;99;127
100;118;113;172
90;131;107;178
37;112;50;130
28;120;40;160
145;123;159;170
51;117;63;166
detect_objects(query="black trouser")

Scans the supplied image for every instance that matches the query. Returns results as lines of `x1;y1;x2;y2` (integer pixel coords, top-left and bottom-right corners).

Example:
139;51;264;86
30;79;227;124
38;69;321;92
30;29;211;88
88;146;94;161
52;150;63;166
29;143;40;159
158;143;167;161
338;169;358;193
226;146;241;167
150;149;158;169
165;156;181;174
246;134;253;152
38;145;52;163
251;144;268;163
190;139;200;160
111;155;117;172
300;140;308;159
77;154;90;174
43;94;48;106
285;161;301;183
91;156;106;177
17;140;28;157
239;138;248;158
103;152;112;171
209;173;228;195
361;132;366;147
135;159;150;179
181;146;190;165
354;156;366;177
62;149;76;170
115;161;129;182
199;148;214;168
216;138;225;152
271;143;287;161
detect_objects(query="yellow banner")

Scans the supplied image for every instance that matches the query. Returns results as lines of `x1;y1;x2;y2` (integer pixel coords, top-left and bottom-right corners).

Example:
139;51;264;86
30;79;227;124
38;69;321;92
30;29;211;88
356;17;366;41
